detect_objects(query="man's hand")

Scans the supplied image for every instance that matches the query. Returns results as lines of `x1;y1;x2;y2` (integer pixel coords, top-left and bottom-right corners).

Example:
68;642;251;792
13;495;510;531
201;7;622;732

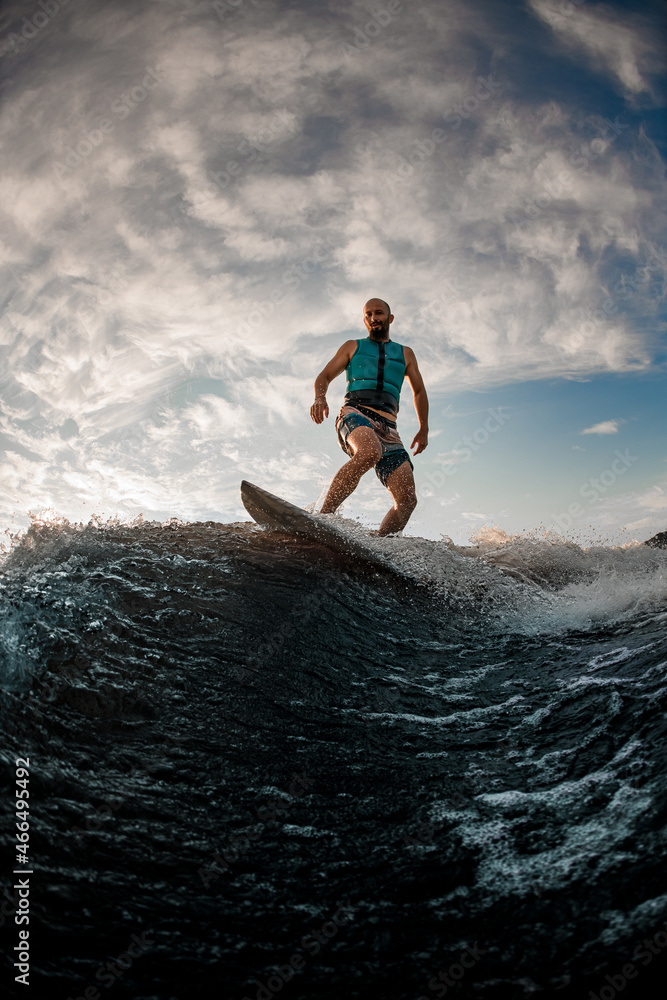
410;427;428;455
310;396;329;424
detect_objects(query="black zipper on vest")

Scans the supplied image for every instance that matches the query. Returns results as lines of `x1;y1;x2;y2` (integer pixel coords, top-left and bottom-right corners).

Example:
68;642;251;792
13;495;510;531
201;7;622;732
377;341;386;394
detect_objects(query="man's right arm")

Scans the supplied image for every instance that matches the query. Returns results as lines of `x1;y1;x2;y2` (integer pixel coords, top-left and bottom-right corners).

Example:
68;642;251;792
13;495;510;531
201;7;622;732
310;340;357;424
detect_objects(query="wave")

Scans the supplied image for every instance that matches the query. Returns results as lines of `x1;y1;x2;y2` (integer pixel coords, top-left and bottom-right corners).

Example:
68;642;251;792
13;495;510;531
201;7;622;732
1;514;665;692
1;514;666;997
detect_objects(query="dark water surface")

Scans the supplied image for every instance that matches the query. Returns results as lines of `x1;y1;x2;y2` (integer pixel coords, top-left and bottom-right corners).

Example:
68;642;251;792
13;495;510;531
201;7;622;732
1;518;666;999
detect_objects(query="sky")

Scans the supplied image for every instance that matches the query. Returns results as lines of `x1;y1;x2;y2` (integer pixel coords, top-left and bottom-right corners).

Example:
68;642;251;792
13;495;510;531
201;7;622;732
0;0;665;546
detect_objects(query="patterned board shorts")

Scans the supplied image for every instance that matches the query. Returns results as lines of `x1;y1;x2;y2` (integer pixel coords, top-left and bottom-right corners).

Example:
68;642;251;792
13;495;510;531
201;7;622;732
335;404;414;487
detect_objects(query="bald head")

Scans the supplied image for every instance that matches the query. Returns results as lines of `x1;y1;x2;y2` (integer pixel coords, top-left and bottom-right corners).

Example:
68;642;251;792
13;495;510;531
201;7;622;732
364;297;391;315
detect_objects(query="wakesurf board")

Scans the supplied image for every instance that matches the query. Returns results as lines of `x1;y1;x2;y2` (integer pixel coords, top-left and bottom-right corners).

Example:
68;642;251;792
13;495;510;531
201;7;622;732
240;480;401;576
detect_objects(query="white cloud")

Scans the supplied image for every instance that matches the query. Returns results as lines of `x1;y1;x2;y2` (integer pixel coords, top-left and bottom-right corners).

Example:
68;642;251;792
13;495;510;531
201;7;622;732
0;0;664;538
581;481;667;539
581;420;620;435
528;0;658;101
635;485;667;512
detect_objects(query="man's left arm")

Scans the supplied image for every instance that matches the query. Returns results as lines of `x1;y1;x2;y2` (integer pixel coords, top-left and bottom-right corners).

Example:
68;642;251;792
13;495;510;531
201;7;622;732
404;347;429;455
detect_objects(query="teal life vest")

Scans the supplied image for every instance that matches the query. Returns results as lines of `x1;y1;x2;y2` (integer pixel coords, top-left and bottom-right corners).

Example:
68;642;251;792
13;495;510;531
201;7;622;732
344;338;406;416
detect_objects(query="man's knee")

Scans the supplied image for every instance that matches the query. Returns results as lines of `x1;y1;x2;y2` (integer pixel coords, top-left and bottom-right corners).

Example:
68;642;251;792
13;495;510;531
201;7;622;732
400;492;417;513
353;446;381;471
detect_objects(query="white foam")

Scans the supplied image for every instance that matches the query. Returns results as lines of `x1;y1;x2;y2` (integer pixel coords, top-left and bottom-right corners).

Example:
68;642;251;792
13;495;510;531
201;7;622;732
362;694;526;729
321;515;667;634
3;512;666;643
426;763;656;905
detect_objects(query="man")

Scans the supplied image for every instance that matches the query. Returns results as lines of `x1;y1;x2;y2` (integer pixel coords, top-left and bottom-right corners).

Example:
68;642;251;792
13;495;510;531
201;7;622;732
310;298;429;536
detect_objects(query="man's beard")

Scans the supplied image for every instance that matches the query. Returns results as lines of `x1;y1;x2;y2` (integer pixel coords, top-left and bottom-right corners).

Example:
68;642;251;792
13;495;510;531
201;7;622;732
368;320;390;340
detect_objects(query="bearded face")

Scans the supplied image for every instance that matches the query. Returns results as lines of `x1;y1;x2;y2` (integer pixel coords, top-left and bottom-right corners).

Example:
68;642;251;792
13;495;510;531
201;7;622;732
363;299;393;340
368;316;391;340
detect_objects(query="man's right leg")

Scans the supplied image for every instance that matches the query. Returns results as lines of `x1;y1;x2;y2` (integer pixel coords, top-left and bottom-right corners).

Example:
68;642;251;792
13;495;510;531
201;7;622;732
320;426;382;514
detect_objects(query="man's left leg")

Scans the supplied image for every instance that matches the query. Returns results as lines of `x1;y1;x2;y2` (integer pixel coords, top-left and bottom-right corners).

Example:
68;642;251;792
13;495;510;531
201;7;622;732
378;460;417;536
